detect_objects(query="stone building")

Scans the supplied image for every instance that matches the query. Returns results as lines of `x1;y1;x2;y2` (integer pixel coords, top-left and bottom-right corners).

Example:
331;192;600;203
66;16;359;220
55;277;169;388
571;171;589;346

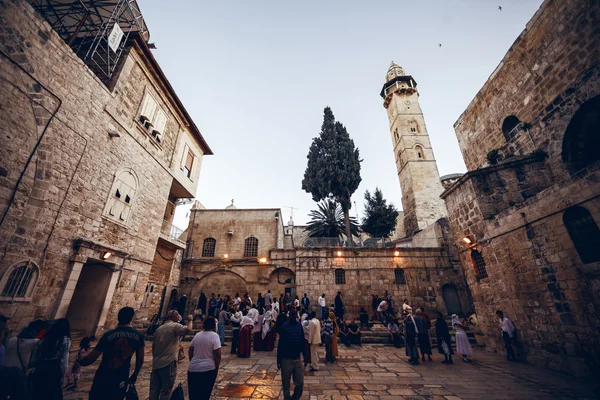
380;62;448;236
442;0;600;376
0;0;212;335
180;203;470;319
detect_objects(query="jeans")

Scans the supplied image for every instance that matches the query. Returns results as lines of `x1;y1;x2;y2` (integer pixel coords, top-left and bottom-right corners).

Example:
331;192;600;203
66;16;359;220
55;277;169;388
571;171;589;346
149;360;177;400
218;323;225;345
188;369;218;400
280;358;304;400
320;307;327;320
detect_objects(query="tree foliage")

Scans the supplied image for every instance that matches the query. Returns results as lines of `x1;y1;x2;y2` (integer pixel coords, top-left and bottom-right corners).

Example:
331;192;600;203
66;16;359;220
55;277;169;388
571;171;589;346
302;107;362;243
361;187;399;238
306;199;359;239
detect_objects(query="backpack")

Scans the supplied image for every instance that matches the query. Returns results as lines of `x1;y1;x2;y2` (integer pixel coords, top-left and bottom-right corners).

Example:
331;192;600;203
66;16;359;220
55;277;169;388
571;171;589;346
170;383;185;400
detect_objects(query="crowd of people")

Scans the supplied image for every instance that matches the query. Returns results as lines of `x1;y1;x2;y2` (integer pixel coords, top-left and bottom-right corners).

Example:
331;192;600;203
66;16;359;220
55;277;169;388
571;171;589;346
0;289;519;400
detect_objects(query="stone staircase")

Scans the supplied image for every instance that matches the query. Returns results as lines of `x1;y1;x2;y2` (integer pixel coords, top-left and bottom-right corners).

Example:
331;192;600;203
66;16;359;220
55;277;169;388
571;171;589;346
144;316;479;348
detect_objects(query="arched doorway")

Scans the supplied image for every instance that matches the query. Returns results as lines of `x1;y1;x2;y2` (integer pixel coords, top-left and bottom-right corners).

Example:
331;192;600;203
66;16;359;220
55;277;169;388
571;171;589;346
442;284;462;315
561;95;600;173
269;267;296;299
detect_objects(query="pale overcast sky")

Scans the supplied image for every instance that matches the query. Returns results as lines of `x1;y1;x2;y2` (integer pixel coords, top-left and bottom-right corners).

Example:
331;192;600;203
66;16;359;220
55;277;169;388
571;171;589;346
140;0;544;227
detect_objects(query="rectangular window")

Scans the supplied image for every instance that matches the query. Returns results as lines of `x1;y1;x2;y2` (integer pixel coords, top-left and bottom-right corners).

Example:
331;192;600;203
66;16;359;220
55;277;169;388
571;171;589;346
184;150;194;178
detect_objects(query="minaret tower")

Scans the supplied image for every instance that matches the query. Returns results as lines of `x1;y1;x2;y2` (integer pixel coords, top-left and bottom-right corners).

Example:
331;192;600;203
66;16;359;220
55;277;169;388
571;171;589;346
380;62;447;235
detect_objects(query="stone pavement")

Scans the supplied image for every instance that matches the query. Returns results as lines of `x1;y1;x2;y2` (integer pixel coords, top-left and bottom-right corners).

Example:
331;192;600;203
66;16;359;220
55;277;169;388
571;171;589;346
63;343;597;400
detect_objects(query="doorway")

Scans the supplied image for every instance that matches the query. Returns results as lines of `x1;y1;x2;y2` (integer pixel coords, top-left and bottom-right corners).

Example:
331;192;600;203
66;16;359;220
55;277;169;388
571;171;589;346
65;263;113;334
442;284;462;315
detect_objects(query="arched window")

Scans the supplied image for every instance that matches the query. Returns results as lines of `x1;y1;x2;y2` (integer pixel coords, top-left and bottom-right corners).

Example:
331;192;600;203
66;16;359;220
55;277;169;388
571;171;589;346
471;249;488;279
502;115;521;141
335;268;346;284
394;268;406;284
561;95;600;173
0;261;39;301
244;236;259;257
201;238;216;257
563;206;600;263
394;128;399;142
415;145;425;159
103;167;139;225
410;122;418;134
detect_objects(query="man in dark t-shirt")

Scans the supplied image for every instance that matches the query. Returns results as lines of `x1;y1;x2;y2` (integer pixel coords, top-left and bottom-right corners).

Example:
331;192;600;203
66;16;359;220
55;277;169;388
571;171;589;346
80;307;145;400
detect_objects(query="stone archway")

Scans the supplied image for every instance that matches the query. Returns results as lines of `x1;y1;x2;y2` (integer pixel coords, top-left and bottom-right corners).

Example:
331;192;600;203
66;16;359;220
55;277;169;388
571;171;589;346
194;270;249;300
269;267;296;299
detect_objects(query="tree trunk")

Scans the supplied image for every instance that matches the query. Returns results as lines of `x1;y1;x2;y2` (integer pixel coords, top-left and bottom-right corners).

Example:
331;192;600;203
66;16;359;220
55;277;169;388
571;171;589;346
343;208;354;246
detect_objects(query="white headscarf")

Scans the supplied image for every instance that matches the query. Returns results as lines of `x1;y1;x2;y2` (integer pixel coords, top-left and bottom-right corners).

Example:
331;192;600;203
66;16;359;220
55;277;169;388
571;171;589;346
241;315;254;328
301;313;310;340
451;314;460;328
262;309;273;339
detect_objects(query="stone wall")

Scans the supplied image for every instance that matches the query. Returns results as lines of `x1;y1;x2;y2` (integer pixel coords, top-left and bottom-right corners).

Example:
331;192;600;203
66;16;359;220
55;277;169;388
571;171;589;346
444;0;600;376
0;0;208;332
186;208;284;260
180;247;471;319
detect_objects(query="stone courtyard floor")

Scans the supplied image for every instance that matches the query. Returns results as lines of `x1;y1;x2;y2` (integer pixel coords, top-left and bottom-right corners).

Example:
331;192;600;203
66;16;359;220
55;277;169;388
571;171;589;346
63;344;597;400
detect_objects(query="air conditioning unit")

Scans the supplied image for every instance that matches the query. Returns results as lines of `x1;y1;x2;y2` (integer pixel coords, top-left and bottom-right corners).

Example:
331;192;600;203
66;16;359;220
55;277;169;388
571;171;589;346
227;228;234;235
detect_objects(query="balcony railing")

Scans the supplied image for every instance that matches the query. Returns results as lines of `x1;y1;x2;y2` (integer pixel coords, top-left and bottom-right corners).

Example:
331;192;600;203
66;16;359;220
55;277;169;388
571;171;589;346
161;220;185;244
302;237;393;248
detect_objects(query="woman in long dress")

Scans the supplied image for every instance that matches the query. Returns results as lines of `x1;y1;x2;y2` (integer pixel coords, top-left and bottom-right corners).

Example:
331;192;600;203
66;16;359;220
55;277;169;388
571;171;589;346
262;306;275;351
435;312;454;364
403;313;419;364
253;310;264;351
238;313;254;358
414;309;432;362
451;314;472;362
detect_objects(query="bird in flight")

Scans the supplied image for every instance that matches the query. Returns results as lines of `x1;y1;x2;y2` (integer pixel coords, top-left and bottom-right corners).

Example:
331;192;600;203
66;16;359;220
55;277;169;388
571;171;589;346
498;6;502;11
439;43;442;47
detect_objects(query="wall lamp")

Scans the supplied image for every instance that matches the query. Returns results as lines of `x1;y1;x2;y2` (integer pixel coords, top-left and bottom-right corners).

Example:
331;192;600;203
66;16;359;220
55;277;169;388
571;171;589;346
336;251;342;257
223;254;229;259
102;252;112;260
462;236;473;245
394;250;400;257
259;257;267;264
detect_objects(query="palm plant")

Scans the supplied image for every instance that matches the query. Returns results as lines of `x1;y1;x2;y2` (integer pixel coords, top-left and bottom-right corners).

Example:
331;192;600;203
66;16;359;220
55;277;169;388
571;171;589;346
306;199;359;238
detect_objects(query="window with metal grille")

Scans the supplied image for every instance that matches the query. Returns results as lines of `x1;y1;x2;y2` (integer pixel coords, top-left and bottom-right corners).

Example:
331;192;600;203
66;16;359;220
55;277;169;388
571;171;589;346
563;206;600;263
1;261;38;300
335;268;346;284
244;236;259;257
202;238;216;257
471;249;488;279
394;268;406;284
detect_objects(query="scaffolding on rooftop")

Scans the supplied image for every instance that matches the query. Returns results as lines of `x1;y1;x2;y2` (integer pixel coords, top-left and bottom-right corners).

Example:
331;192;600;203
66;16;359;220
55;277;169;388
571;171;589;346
27;0;149;84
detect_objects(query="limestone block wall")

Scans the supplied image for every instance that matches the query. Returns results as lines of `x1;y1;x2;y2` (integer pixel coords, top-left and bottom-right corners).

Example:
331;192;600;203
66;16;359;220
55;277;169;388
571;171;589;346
444;0;600;376
454;0;600;171
186;209;284;260
180;247;471;319
0;0;207;331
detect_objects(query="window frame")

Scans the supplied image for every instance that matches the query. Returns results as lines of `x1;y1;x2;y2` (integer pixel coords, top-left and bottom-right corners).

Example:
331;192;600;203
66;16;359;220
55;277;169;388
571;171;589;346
244;236;259;258
201;237;217;258
394;268;406;285
0;260;39;303
471;249;488;280
335;268;346;285
184;149;195;179
138;90;169;144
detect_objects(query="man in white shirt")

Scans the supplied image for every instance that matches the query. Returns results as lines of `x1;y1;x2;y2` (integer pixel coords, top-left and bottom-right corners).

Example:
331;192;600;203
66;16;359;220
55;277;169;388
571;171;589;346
234;293;241;307
265;290;272;308
188;317;221;399
307;312;321;371
377;300;389;325
318;294;327;320
496;310;517;361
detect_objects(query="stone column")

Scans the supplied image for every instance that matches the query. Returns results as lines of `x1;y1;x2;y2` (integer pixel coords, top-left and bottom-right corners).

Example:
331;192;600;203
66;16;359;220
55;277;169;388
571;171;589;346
54;255;88;319
94;269;121;335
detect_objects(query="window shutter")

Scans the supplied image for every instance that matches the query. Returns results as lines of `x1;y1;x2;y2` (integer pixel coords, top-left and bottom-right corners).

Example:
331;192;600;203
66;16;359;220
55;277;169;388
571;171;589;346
185;151;194;172
180;143;189;170
154;109;167;134
140;93;157;120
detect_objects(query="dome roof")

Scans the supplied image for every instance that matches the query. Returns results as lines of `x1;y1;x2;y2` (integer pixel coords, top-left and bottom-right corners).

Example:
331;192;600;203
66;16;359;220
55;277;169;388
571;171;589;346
386;61;406;82
225;199;237;210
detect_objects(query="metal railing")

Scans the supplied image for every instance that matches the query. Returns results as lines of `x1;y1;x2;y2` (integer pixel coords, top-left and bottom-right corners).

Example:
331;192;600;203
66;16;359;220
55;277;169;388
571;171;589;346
302;237;393;248
161;220;185;243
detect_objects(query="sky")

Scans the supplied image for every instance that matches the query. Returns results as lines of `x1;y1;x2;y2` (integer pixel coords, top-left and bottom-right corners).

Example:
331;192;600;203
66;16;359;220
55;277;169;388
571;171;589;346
140;0;544;227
